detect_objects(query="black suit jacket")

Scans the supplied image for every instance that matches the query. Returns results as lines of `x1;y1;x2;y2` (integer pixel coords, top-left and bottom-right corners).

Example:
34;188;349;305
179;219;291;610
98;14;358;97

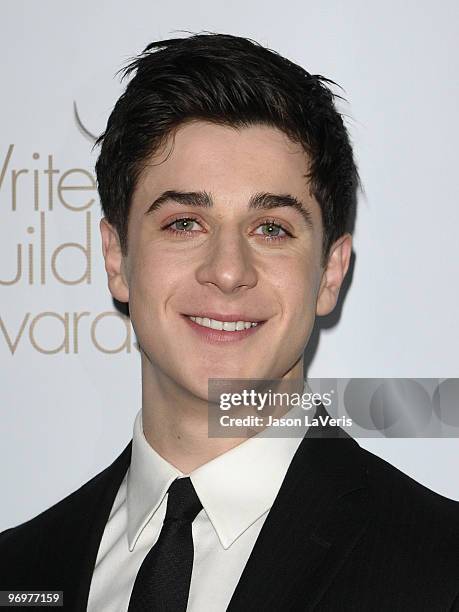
1;417;459;611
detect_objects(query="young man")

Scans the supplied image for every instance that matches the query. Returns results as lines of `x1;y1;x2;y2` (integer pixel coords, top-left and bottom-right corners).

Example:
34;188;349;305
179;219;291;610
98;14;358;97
1;33;458;611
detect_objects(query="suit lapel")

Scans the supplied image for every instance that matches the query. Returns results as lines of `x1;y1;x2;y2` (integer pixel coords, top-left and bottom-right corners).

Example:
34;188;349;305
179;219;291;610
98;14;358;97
227;409;372;611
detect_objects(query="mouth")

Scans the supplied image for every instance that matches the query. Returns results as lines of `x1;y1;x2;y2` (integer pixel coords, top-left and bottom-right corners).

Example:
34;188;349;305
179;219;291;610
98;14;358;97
181;313;267;343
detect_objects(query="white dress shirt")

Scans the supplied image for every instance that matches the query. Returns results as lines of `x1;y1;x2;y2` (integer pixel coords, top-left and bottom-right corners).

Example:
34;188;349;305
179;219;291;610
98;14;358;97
87;382;310;611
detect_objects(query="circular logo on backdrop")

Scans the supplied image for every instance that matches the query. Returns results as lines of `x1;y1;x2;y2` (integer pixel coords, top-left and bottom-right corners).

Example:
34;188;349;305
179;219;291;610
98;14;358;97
73;101;97;143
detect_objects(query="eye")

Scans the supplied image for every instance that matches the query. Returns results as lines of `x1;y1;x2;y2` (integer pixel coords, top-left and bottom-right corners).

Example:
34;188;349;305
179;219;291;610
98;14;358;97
253;220;291;242
162;216;203;236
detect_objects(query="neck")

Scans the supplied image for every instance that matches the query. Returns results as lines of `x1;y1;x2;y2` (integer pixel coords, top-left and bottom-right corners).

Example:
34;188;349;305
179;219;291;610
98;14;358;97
140;351;305;473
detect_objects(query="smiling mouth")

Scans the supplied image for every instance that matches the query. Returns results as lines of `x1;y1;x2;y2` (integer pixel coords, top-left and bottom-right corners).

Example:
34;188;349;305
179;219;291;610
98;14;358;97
187;315;262;332
181;313;267;338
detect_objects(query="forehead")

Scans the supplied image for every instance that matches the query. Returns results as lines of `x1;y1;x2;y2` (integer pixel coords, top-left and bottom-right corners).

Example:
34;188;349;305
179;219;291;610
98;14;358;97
134;121;316;210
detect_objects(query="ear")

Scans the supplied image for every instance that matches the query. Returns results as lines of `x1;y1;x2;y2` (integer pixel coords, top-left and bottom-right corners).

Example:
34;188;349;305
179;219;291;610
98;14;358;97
99;217;129;303
316;233;352;316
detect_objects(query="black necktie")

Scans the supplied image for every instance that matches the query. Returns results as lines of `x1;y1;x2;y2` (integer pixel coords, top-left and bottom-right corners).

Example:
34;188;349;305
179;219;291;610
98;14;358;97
127;477;203;612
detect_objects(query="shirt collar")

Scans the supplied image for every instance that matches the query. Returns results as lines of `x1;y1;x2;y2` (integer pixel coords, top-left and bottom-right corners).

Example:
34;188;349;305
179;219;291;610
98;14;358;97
127;380;312;551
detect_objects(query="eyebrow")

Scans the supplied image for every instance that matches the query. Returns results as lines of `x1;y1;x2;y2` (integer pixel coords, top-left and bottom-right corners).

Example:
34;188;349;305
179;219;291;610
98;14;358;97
145;190;314;229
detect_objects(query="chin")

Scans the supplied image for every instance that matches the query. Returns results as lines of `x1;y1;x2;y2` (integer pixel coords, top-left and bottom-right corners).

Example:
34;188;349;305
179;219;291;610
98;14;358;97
183;367;244;397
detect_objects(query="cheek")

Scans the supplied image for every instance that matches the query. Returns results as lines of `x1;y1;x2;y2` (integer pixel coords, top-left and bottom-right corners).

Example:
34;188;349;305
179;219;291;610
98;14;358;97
275;258;321;314
127;247;173;311
127;245;197;336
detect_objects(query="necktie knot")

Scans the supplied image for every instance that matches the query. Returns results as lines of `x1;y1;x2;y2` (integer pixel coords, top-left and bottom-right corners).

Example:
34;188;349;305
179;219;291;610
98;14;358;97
164;477;202;523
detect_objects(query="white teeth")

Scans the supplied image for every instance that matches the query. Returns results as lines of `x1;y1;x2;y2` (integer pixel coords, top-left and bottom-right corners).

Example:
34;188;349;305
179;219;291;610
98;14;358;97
188;316;260;332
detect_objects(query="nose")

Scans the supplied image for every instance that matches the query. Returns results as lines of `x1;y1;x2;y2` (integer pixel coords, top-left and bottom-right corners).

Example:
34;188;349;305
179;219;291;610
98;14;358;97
195;230;258;294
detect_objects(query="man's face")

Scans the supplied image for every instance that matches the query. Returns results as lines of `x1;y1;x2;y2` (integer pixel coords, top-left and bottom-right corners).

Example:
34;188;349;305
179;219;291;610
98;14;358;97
101;121;350;400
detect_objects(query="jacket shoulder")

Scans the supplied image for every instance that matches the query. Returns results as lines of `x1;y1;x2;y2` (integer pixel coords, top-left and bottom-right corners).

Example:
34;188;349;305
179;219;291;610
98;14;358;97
360;443;459;515
358;443;459;570
0;441;132;589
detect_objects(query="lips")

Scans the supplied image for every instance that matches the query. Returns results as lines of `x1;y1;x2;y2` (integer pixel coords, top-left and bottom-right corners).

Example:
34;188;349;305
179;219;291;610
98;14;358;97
183;312;266;323
181;313;266;343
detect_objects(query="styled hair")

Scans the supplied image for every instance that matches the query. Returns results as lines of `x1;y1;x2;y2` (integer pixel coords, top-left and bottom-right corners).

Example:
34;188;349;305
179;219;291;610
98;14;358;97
95;32;358;264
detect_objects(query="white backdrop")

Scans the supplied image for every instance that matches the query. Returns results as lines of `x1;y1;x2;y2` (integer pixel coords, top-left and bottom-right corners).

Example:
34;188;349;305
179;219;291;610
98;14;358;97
1;0;458;532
